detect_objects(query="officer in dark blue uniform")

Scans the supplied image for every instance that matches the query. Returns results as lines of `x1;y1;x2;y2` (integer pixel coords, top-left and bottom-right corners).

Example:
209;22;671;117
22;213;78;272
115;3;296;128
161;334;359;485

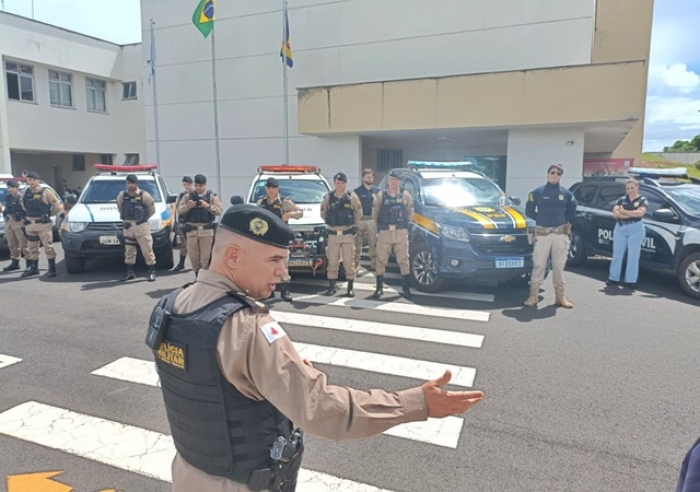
524;163;577;308
353;168;380;272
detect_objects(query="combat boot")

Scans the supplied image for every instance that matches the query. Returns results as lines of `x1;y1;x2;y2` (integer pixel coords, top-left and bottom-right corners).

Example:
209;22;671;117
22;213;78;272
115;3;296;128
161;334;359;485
120;266;135;282
324;279;337;296
148;265;156;282
523;285;539;307
46;258;57;278
21;260;39;278
173;256;186;272
555;288;573;309
3;259;20;272
280;283;293;302
346;279;355;297
401;275;412;299
372;275;384;299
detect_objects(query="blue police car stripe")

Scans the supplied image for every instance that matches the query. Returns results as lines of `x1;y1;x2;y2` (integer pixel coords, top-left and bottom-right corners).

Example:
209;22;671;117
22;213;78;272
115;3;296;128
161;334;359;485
86;205;96;222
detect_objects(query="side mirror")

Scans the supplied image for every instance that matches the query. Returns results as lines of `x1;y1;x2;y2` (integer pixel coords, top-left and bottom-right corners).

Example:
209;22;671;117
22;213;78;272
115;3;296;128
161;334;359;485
230;195;244;206
509;196;521;206
166;193;178;204
65;194;78;206
652;208;679;223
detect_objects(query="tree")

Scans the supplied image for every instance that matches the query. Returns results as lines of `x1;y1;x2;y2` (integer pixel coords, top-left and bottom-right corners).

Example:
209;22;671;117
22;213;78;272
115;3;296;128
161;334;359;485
664;134;700;152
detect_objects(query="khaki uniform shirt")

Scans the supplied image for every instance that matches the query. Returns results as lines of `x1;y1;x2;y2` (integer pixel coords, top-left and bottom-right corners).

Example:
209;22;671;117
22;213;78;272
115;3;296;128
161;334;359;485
21;185;61;217
177;190;224;222
170;269;428;491
256;196;303;221
320;191;362;231
372;190;414;225
116;189;156;221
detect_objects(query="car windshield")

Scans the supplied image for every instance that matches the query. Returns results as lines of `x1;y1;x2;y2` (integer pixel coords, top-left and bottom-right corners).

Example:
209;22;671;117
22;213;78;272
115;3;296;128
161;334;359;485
421;177;505;208
665;186;700;216
251;179;329;204
80;179;161;204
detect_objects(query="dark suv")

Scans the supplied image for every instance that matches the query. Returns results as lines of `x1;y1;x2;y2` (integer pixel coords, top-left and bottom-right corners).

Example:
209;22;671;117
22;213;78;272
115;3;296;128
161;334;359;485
377;162;535;292
568;168;700;299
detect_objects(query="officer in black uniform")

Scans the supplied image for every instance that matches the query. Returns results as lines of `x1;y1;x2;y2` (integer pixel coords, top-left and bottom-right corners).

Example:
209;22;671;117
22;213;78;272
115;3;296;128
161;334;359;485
524;163;577;308
353;168;380;272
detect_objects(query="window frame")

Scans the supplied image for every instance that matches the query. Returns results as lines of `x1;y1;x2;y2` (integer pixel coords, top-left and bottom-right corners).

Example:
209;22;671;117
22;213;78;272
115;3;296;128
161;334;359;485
48;69;73;108
86;77;107;113
122;81;137;100
5;61;35;103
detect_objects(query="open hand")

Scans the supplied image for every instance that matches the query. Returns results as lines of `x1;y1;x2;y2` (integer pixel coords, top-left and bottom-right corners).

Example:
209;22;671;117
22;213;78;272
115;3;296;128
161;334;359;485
421;370;484;418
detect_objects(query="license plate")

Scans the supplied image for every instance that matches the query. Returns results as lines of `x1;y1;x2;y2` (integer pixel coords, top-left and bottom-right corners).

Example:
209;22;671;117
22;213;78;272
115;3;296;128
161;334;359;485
288;259;313;268
495;257;524;269
99;235;120;245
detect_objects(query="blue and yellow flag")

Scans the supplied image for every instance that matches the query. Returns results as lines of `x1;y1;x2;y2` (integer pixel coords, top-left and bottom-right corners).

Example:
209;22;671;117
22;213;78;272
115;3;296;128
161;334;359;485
192;0;215;39
280;9;293;68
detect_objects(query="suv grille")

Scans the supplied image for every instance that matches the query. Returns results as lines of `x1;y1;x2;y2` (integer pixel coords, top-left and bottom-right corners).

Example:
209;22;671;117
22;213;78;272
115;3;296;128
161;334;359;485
470;232;530;255
86;222;122;232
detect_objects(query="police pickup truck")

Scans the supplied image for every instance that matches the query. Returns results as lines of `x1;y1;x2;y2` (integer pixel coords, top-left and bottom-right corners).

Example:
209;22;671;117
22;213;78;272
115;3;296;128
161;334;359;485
377;162;535;292
246;166;331;275
568;167;700;299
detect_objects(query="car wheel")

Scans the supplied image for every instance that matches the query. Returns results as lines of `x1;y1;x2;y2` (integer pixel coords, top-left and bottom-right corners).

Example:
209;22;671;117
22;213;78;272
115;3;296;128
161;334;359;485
53;214;64;242
567;229;587;267
678;252;700;299
409;242;448;293
156;239;175;270
64;255;85;274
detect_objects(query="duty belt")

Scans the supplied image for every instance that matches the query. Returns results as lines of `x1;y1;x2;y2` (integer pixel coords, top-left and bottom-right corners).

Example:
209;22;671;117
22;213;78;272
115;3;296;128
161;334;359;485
184;223;214;232
535;224;571;236
327;226;356;236
379;224;406;231
123;220;147;229
361;215;373;220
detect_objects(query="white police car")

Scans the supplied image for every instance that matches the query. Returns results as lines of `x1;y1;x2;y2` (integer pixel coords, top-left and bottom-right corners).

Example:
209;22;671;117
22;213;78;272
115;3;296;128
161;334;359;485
60;164;178;273
569;167;700;299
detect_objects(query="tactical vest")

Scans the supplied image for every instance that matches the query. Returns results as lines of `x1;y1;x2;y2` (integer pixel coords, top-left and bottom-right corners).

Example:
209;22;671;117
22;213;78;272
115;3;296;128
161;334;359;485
152;290;293;485
185;190;215;224
258;196;284;219
377;189;408;230
354;185;378;217
325;192;354;227
22;187;51;217
3;193;25;221
121;191;148;221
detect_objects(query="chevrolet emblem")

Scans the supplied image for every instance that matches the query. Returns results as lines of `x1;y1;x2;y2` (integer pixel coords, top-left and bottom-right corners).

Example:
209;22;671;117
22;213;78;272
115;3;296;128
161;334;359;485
500;235;516;243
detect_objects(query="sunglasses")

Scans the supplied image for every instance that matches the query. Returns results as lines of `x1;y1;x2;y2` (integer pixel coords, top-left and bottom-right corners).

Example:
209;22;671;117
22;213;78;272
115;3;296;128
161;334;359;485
549;170;563;176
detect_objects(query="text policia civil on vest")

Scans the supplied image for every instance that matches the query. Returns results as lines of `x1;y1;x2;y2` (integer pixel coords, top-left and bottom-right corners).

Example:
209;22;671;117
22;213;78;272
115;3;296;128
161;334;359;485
325;192;355;227
377;189;408;230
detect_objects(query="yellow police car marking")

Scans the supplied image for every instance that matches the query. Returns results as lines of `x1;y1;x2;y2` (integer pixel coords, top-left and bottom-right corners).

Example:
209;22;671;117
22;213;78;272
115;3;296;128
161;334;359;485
457;209;497;229
503;206;527;229
411;213;438;234
156;341;186;370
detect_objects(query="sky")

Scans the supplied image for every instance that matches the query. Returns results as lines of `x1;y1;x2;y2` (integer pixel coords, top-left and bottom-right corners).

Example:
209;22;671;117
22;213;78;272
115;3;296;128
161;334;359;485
1;0;699;152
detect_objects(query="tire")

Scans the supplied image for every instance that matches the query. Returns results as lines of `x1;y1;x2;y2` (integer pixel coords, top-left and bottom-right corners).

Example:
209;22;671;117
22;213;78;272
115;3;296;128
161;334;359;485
567;229;587;267
53;214;64;242
64;255;85;274
409;241;449;293
678;252;700;300
155;239;175;270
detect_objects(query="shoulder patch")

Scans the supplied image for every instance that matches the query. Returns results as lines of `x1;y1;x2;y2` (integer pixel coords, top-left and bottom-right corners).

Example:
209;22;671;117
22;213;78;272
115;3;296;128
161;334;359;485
260;321;287;344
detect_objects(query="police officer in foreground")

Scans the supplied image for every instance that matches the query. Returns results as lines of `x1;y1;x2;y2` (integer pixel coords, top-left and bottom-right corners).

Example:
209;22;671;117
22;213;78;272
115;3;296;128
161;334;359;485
117;174;157;282
353;168;379;272
173;176;193;272
20;171;61;278
146;205;484;492
524;163;577;308
178;174;223;279
2;179;27;272
372;170;414;299
256;177;303;302
320;172;362;297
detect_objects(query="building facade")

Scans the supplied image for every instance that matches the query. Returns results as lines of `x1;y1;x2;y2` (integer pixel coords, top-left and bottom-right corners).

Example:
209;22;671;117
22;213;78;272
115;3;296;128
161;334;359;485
0;12;146;191
141;0;653;201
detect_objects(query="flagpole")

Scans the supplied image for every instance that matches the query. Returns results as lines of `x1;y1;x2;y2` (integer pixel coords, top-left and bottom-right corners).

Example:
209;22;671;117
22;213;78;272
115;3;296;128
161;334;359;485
150;19;162;168
282;0;290;166
211;22;223;194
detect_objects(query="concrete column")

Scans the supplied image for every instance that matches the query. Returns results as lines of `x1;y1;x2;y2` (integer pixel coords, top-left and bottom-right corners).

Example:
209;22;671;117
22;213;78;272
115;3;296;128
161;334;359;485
506;128;585;203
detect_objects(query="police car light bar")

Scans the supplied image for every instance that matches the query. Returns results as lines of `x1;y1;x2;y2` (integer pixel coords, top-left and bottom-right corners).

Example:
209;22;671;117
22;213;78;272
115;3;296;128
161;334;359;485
628;167;688;179
407;160;475;169
258;165;321;174
93;164;158;173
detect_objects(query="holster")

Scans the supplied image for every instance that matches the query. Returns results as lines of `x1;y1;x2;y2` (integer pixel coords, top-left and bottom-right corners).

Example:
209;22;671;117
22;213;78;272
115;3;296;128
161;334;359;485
248;430;304;492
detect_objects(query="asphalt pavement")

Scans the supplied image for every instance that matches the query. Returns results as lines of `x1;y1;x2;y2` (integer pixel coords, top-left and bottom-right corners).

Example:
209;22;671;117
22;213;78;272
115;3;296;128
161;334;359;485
0;245;698;492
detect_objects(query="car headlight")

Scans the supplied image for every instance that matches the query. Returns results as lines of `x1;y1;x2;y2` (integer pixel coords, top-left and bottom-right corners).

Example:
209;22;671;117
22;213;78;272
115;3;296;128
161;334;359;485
63;221;88;233
438;224;471;242
149;219;168;232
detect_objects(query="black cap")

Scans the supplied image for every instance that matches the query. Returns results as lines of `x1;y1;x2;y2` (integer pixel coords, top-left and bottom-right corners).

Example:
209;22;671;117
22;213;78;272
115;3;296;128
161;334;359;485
194;174;207;185
26;171;41;180
334;172;348;182
388;170;401;179
265;177;279;188
230;195;244;205
182;176;193;184
218;204;294;249
126;174;138;184
6;179;20;188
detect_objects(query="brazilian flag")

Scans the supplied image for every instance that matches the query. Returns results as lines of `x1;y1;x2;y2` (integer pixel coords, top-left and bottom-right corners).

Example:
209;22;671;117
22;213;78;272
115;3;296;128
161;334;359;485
192;0;215;39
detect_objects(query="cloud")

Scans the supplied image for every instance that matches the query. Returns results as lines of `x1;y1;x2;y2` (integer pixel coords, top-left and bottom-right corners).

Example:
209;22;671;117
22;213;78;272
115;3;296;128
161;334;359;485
649;64;700;94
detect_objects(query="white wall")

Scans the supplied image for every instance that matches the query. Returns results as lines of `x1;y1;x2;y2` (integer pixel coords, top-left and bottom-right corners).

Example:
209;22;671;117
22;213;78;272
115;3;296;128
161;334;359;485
506;128;585;203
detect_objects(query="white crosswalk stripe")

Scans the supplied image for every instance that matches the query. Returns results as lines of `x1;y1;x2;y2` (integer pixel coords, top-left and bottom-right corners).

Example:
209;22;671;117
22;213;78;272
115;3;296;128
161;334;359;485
0;354;22;370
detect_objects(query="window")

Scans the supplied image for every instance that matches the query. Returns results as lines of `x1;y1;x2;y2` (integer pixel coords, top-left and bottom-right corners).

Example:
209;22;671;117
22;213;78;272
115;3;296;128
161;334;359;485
573;184;599;206
49;70;73;107
403;179;417;200
250;179;329;204
124;154;140;165
81;179;162;204
72;155;86;172
122;81;137;100
100;154;113;165
643;193;673;216
5;62;35;102
592;185;624;210
378;149;403;172
86;78;107;112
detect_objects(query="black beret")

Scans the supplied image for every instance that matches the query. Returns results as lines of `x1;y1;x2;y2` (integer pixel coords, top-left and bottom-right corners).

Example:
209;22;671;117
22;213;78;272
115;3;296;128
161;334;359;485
265;177;279;188
6;179;20;188
194;174;207;185
218;204;294;249
230;195;244;205
182;176;193;184
334;172;348;182
26;171;41;180
388;170;401;179
126;174;138;184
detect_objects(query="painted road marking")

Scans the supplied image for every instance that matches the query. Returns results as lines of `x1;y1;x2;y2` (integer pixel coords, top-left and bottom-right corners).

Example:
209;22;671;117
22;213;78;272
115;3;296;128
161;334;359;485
0;354;22;370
